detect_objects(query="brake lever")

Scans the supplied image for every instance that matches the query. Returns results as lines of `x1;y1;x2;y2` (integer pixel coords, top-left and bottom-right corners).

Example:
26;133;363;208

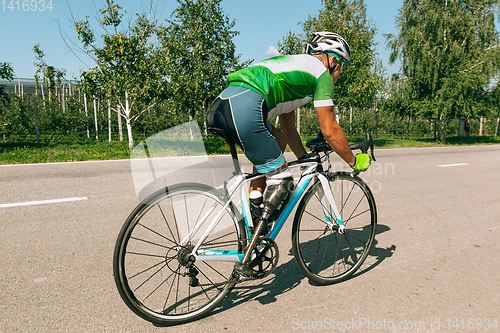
370;142;376;162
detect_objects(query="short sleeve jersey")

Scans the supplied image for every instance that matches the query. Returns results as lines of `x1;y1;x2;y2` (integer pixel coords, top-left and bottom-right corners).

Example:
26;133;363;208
227;54;334;119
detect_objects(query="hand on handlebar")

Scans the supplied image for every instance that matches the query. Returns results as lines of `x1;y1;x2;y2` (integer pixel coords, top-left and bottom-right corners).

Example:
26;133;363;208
352;153;372;172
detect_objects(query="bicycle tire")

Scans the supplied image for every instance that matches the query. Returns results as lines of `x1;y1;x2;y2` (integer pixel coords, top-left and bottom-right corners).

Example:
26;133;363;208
113;183;247;325
292;172;377;285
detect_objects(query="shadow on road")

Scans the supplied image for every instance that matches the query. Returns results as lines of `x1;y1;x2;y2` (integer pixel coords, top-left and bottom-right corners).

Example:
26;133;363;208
210;223;395;316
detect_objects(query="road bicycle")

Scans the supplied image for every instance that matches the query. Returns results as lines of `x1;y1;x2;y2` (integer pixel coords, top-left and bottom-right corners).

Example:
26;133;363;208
113;131;377;325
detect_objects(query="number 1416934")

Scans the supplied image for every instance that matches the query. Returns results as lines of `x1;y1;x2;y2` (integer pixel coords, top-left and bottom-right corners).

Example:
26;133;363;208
2;0;53;11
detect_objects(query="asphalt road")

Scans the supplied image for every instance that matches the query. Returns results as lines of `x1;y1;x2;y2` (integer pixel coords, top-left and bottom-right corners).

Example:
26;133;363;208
1;145;499;332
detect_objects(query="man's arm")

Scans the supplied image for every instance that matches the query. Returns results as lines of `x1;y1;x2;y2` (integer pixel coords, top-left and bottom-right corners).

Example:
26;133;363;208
279;111;307;158
315;106;356;166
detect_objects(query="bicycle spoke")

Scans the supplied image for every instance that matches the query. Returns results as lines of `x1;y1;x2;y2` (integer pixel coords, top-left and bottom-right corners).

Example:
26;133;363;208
194;197;209;229
126;251;166;259
344;208;370;225
340;182;355;216
163;264;181;313
203;229;237;246
114;184;247;323
138;222;176;245
293;174;376;284
130;236;172;249
343;196;365;226
304;233;333;265
129;259;167;280
133;262;168;293
184;194;190;246
159;204;179;245
313;192;335;222
143;268;177;303
343;234;360;264
343;231;370;246
299;228;327;252
303;209;329;226
199;261;230;281
196;265;224;292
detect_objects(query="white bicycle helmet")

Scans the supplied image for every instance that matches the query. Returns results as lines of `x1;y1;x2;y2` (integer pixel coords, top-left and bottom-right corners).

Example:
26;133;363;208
306;31;351;63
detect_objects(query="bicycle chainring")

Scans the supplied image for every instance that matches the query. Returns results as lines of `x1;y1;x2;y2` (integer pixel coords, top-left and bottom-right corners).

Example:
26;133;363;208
247;237;279;280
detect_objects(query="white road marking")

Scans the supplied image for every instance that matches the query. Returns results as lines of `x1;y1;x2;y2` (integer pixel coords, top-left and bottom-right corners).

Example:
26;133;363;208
0;197;88;208
438;163;469;168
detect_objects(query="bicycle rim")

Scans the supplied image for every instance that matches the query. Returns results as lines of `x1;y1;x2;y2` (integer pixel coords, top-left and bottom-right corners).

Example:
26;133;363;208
292;172;377;284
114;183;246;325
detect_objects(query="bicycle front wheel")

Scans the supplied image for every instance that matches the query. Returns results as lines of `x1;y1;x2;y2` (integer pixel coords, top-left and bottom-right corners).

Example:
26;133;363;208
292;172;377;285
113;183;247;325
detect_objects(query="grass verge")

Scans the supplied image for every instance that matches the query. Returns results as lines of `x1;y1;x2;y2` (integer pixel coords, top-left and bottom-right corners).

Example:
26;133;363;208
1;135;499;165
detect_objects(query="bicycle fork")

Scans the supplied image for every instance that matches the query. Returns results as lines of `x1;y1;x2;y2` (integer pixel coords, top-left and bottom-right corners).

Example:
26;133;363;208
316;174;345;233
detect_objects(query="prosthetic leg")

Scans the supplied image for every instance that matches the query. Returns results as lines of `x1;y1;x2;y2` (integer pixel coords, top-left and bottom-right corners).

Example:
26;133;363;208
234;168;294;276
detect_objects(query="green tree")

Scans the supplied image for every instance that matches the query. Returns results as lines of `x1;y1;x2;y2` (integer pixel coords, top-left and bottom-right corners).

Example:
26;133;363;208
277;30;304;55
159;0;249;137
0;62;14;102
380;74;419;138
386;0;500;142
33;44;66;108
302;0;385;110
0;62;15;140
73;0;167;149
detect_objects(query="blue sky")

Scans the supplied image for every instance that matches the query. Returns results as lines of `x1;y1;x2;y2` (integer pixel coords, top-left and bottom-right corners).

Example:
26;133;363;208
0;0;403;79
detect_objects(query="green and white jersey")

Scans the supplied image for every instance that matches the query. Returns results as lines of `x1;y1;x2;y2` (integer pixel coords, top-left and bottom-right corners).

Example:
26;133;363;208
227;54;334;119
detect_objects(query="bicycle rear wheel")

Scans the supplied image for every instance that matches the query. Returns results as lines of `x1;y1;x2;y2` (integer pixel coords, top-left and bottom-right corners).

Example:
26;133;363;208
113;183;247;325
292;172;377;285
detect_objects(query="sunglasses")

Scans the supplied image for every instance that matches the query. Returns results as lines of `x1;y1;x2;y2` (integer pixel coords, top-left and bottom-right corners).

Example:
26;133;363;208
326;52;350;72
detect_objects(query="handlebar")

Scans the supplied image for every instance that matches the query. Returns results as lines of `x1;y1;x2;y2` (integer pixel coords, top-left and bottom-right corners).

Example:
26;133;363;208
349;132;376;161
306;132;376;161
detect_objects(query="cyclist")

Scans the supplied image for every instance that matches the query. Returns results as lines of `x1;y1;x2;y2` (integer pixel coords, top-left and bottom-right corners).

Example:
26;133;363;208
208;31;371;275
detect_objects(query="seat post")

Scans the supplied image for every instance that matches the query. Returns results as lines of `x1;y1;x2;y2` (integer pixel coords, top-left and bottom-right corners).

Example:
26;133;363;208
225;138;241;174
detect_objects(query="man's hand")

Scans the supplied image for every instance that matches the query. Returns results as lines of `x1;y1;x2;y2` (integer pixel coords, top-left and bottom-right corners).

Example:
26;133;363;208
352;153;372;172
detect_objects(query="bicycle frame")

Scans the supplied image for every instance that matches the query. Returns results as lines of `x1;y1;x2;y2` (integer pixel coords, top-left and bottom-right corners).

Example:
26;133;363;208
179;157;346;263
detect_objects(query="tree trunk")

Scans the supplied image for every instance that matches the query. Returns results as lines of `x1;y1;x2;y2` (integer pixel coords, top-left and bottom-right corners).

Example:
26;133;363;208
458;117;465;136
432;119;436;140
108;100;112;142
124;91;134;150
188;114;194;140
41;84;46;109
62;86;66;114
202;102;208;139
84;93;89;138
126;117;134;150
118;104;123;141
93;98;99;141
406;114;410;139
479;116;484;136
438;114;446;143
34;90;40;144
